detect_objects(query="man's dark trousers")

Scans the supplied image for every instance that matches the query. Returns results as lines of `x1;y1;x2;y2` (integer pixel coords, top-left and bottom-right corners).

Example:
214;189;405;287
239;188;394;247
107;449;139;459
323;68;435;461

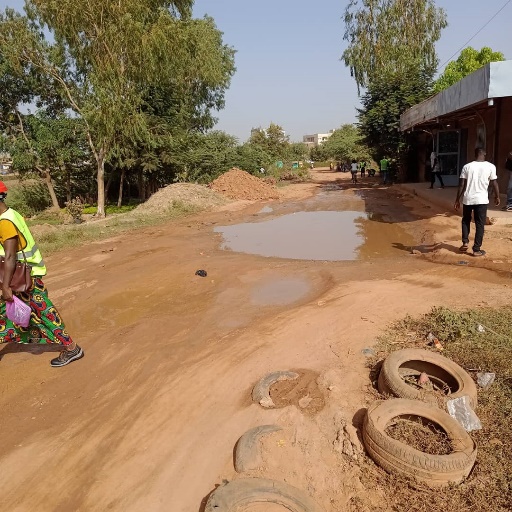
462;204;487;252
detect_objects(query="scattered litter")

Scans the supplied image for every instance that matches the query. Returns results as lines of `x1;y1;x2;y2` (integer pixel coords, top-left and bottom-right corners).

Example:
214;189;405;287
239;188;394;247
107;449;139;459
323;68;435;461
418;372;431;386
362;348;375;357
477;324;486;333
195;270;207;277
477;372;495;390
447;396;482;432
6;296;31;328
427;332;444;351
457;261;469;266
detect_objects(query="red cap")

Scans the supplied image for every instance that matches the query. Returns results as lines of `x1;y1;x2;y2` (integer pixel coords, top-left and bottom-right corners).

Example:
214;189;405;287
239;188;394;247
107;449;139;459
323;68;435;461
0;182;7;193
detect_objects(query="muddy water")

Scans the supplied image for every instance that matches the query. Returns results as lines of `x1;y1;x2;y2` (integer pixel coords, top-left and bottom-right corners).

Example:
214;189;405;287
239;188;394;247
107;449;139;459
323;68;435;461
251;278;311;306
215;210;415;261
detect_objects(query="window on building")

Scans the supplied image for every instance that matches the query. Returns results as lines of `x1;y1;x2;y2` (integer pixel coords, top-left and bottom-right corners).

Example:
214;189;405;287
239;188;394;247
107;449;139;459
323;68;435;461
437;130;460;176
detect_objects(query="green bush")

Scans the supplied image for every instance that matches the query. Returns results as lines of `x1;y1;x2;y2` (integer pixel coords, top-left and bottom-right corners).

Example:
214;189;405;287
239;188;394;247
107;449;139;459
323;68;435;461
82;203;139;215
8;181;51;217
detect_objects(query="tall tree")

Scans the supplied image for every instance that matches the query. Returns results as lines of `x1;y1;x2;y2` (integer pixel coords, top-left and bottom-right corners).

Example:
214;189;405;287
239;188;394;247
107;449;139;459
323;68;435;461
319;124;371;162
249;123;289;161
0;1;235;216
358;69;433;166
433;46;505;93
343;0;447;93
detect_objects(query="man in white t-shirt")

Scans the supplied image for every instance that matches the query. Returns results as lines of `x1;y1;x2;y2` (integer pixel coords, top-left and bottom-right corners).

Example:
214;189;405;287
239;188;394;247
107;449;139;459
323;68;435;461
454;148;500;256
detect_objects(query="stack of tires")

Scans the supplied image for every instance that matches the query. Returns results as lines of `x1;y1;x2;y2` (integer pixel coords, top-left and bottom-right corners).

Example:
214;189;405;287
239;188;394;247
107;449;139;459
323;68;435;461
363;348;478;487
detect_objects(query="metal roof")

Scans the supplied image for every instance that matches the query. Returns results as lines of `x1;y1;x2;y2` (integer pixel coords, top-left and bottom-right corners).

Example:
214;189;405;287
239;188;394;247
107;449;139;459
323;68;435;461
400;60;512;131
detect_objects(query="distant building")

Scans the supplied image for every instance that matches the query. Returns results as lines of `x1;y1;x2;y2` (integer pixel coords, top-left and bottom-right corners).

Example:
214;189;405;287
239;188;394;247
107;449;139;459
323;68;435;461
302;130;334;148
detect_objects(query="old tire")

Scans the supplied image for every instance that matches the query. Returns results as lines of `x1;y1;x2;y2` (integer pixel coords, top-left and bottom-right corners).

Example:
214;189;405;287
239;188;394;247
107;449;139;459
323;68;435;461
363;399;477;487
205;478;324;512
234;425;282;473
378;348;477;408
252;371;299;408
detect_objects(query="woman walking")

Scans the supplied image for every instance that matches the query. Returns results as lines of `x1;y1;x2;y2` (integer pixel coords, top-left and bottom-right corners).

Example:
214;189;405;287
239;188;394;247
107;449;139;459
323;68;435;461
0;182;83;367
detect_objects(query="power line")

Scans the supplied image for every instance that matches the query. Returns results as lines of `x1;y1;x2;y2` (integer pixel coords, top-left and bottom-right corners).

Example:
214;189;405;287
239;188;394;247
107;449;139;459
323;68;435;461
439;0;512;70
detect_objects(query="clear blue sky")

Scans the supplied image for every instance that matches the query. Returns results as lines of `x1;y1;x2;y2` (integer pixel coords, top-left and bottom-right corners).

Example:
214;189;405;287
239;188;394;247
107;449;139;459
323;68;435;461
2;0;512;141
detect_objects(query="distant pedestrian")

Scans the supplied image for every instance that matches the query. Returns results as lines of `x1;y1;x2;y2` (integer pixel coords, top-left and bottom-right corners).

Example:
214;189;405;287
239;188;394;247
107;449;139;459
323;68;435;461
336;162;341;172
359;160;366;178
330;162;334;171
429;151;445;189
351;159;358;184
455;148;500;257
502;150;512;212
380;156;390;184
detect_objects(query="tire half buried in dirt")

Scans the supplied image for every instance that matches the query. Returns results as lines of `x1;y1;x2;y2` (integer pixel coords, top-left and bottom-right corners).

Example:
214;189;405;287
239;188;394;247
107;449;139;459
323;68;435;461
363;399;477;487
378;348;477;408
204;478;324;512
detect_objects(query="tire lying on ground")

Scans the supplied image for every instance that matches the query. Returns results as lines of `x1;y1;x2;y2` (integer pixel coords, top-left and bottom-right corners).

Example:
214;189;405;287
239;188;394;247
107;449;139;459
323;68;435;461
205;478;324;512
363;399;477;487
378;348;477;408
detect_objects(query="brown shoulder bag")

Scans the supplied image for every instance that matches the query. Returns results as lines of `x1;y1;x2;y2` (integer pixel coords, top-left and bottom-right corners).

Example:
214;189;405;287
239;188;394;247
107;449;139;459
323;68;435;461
0;224;33;293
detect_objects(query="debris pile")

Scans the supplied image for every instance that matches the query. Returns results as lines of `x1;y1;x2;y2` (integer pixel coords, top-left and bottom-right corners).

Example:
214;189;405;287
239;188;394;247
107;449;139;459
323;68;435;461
210;168;280;201
136;183;227;214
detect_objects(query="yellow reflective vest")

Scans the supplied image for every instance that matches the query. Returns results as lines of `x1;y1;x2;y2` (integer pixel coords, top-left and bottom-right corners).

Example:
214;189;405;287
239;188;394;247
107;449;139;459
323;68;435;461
0;208;46;277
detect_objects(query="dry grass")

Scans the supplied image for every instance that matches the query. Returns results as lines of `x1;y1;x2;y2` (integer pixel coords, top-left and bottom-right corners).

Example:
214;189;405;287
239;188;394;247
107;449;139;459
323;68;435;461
358;306;512;512
385;418;452;456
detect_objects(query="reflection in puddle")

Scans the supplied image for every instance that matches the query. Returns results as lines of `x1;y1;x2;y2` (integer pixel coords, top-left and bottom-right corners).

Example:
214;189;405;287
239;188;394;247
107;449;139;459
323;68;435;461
251;278;311;306
215;210;415;261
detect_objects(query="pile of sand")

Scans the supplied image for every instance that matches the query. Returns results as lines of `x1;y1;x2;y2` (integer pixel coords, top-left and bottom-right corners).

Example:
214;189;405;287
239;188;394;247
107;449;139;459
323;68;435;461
135;183;227;214
210;168;280;201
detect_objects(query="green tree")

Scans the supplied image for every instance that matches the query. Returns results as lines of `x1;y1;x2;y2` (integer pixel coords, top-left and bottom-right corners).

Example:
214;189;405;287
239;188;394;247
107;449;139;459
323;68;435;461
433;46;505;93
320;124;371;162
343;0;447;93
7;112;89;208
357;68;433;168
248;123;289;161
0;1;235;216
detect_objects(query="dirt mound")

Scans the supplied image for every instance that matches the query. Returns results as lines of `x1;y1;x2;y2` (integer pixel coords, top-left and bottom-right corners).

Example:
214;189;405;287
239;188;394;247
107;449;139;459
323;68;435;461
136;183;227;214
210;168;280;200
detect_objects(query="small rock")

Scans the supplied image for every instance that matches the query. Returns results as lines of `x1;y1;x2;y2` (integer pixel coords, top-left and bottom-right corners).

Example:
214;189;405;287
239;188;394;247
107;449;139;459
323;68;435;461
411;249;422;255
342;439;354;457
477;324;486;333
298;395;313;409
195;269;207;277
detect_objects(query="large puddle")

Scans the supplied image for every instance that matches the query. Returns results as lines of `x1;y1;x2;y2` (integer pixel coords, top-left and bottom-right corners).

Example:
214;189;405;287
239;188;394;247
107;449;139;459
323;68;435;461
214;210;415;261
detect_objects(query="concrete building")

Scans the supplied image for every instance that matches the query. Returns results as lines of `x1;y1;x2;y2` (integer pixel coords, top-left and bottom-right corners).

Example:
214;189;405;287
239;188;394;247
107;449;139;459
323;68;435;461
400;60;512;190
303;130;334;148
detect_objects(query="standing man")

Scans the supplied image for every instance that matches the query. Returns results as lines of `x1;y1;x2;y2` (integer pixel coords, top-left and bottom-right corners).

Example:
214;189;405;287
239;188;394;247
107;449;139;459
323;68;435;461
502;150;512;212
455;148;500;257
429;151;445;189
380;156;390;184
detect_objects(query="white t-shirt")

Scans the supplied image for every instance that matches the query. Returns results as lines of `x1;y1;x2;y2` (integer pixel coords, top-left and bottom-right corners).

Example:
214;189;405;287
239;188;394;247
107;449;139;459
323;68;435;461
460;160;497;205
351;163;358;172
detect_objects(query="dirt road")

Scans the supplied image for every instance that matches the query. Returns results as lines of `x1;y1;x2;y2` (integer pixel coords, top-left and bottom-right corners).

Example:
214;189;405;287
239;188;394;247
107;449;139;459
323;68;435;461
0;170;510;511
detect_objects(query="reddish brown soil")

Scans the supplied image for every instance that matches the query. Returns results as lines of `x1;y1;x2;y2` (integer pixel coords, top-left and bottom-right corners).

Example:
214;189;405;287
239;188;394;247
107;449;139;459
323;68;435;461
0;169;510;511
210;167;280;200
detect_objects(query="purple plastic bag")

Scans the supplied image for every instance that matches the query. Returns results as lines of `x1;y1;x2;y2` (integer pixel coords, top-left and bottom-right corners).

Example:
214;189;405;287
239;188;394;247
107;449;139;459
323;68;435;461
6;296;31;328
